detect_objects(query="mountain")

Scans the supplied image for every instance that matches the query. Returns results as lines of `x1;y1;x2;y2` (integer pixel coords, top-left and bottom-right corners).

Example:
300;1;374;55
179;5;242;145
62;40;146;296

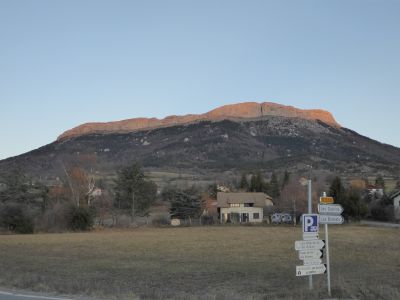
58;102;340;140
1;102;399;186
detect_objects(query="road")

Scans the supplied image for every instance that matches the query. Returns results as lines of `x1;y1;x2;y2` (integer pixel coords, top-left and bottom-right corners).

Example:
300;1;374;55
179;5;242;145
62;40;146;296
360;220;400;229
0;291;76;300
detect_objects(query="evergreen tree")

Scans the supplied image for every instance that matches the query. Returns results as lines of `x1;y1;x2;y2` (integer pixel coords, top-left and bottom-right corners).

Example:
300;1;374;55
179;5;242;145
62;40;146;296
0;170;47;233
328;176;346;204
161;185;179;202
345;188;368;220
254;172;264;192
375;176;385;189
239;174;249;191
269;173;280;198
114;162;157;215
247;171;266;192
262;181;271;194
329;176;367;220
170;187;201;219
209;183;218;199
249;174;257;192
281;170;290;189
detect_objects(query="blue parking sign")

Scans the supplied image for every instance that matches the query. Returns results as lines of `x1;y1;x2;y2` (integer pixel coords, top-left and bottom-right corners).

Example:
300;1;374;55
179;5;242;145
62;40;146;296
302;214;319;233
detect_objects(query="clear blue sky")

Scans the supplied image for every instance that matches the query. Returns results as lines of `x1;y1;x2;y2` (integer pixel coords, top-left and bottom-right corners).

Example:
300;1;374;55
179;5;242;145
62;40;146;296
1;0;399;160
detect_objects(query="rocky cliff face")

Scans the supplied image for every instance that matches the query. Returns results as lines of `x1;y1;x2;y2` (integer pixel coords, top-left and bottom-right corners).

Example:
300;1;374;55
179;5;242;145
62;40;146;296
1;104;399;184
58;102;340;140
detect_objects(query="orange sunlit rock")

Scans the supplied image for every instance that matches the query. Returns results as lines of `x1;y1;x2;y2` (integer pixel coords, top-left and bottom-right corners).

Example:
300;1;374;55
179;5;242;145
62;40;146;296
58;102;340;140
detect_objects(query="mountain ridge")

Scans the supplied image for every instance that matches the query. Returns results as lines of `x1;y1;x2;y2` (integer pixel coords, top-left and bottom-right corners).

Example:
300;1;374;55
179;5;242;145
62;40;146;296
58;102;340;140
2;101;398;187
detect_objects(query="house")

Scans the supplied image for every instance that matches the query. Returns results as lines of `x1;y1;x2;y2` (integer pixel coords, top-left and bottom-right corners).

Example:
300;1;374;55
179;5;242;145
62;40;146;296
90;188;103;197
367;185;384;198
217;185;230;193
217;192;273;224
389;190;400;221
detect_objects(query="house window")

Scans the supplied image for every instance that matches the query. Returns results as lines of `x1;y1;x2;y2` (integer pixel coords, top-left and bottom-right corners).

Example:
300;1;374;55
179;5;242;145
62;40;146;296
244;203;254;207
230;203;240;207
253;213;260;219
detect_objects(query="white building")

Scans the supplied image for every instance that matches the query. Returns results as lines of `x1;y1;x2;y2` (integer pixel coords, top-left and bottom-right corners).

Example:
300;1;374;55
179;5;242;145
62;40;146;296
389;190;400;221
90;188;102;197
217;192;273;224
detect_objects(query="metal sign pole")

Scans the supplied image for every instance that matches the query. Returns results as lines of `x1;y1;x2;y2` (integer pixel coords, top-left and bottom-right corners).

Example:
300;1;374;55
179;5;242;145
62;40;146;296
325;223;331;296
321;191;331;297
308;179;313;290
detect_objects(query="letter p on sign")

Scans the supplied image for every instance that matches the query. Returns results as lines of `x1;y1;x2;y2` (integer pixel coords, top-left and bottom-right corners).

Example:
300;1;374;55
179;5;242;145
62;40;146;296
303;214;319;233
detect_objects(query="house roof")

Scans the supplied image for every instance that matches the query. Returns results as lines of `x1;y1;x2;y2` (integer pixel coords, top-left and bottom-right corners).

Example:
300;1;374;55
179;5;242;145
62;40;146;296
389;190;400;199
217;192;272;208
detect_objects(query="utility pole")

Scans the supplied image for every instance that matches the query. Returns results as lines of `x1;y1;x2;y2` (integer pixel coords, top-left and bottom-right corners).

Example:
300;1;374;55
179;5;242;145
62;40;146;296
307;164;313;290
131;192;135;222
322;192;332;297
308;178;313;290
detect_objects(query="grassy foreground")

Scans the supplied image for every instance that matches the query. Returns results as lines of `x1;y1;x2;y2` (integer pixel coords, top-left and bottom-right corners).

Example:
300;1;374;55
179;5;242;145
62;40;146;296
0;225;399;300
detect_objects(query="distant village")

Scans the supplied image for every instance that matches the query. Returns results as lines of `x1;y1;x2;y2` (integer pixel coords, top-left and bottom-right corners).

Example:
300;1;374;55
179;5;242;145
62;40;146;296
0;162;399;233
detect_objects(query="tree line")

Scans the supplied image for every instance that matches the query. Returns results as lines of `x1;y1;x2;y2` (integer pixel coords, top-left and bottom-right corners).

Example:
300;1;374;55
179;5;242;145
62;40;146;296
239;171;290;198
0;163;397;233
0;162;158;233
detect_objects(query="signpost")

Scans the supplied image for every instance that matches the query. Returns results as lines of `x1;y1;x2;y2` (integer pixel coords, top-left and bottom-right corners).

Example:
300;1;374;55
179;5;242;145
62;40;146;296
302;259;323;266
299;250;323;260
318;194;344;297
319;215;344;225
295;239;325;251
295;193;344;297
319;196;334;204
303;232;319;240
295;213;325;286
318;204;343;215
296;264;326;276
302;214;319;234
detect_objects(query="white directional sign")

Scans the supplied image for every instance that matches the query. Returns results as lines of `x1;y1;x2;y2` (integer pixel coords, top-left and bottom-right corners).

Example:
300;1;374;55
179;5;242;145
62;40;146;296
296;264;326;276
319;215;344;225
295;239;325;251
303;259;323;266
303;232;319;240
318;204;344;215
299;250;323;260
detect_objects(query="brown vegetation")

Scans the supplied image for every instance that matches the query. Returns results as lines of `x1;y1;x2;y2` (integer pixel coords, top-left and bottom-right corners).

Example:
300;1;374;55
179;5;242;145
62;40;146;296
0;226;398;299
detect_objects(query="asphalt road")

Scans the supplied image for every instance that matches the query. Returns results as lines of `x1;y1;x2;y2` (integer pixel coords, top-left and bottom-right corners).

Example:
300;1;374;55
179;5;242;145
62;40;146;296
0;291;75;300
360;220;400;228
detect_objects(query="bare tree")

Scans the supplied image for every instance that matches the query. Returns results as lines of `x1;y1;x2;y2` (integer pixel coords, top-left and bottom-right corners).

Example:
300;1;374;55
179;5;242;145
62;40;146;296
279;176;308;214
61;163;95;207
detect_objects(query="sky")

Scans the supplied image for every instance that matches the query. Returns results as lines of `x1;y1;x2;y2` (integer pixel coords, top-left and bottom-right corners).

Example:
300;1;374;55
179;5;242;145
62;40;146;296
1;0;399;160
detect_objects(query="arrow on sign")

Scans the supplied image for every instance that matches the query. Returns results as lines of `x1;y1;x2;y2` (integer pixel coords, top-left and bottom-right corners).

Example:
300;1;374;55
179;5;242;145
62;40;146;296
303;259;323;266
318;204;344;215
319;215;344;225
296;264;327;276
295;239;325;251
299;250;323;260
303;232;319;240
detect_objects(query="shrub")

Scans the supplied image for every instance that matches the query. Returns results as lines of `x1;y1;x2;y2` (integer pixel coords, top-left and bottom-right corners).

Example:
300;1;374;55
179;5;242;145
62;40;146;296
370;195;395;222
0;203;34;234
151;214;170;226
200;214;214;225
39;202;70;232
370;204;387;221
68;206;93;231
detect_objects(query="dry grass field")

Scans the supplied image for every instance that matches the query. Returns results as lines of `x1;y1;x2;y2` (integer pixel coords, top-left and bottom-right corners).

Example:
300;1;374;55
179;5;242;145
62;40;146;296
0;225;399;300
